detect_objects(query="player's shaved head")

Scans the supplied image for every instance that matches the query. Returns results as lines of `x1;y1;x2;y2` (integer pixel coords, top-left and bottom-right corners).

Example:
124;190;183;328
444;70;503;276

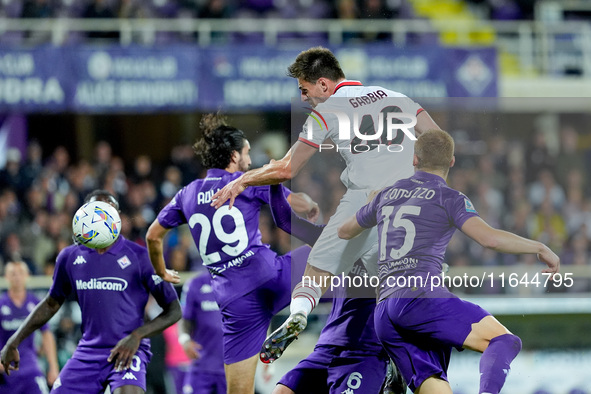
288;47;346;83
414;129;455;173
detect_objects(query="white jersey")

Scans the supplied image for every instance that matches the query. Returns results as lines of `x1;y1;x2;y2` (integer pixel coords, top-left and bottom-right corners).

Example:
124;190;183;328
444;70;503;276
299;80;423;190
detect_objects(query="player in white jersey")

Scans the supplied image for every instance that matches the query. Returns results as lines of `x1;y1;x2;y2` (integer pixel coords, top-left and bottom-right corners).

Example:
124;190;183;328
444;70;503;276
211;47;441;361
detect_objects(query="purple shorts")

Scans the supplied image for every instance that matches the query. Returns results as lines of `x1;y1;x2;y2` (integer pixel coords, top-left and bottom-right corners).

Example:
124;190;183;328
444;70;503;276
374;289;489;392
0;366;48;394
278;345;388;394
50;348;151;394
183;371;226;394
220;246;310;364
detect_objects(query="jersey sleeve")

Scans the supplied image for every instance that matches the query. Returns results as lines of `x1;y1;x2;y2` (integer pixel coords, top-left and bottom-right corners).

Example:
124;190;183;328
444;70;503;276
157;188;187;229
48;248;73;304
298;107;337;148
249;184;291;205
445;191;480;229
355;191;382;229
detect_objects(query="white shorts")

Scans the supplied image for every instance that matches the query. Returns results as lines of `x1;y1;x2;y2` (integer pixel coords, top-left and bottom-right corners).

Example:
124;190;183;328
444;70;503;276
307;189;379;277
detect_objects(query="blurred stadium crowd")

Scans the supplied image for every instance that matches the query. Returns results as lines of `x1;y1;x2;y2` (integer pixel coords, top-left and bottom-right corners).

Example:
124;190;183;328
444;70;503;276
0;0;549;24
0;0;524;20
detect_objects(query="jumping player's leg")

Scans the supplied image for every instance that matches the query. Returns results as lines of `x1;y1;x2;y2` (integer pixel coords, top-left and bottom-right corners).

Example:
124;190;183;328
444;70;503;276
263;190;378;362
463;316;522;394
225;355;258;394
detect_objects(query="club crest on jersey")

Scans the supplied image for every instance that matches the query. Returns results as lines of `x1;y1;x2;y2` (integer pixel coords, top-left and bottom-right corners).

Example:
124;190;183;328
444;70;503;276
464;198;477;213
117;255;132;270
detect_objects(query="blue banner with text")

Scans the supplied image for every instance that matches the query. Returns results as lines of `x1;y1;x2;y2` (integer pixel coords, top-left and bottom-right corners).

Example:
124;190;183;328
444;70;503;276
0;44;497;113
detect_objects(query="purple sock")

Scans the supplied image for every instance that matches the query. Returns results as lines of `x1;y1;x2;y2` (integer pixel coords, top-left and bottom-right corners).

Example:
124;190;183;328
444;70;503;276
479;333;522;394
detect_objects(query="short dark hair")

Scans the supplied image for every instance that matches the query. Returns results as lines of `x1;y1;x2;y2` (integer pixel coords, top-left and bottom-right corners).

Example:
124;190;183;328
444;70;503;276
287;47;345;83
193;113;246;170
84;189;120;210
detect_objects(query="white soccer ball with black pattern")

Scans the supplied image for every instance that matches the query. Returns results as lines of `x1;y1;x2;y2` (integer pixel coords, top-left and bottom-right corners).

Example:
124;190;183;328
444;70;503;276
72;201;121;249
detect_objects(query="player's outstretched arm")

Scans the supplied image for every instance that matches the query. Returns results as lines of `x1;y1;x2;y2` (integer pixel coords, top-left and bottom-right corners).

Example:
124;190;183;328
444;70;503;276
461;216;560;275
415;110;441;138
211;141;317;209
338;215;367;240
109;299;182;372
1;295;62;375
146;219;181;284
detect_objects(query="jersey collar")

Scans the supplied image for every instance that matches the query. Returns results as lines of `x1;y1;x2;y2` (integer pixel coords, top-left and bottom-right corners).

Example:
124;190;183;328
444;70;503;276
104;235;126;255
206;168;232;177
413;171;446;184
333;80;363;95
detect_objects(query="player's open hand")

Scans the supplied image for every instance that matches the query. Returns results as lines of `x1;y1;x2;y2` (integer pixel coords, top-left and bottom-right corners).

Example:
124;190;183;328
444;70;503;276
211;178;246;210
538;245;560;278
182;340;203;360
0;344;20;375
108;333;141;372
160;269;181;284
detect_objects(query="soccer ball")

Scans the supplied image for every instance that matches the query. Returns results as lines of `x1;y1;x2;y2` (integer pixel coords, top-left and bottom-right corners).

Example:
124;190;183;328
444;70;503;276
72;201;121;249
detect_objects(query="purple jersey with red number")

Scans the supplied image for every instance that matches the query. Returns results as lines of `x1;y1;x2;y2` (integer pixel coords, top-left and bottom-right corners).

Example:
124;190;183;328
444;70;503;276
181;274;224;375
157;168;289;309
356;171;479;300
48;236;179;361
0;292;48;373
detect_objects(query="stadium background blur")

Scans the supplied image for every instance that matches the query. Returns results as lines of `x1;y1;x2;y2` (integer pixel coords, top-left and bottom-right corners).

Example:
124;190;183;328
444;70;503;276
1;0;591;393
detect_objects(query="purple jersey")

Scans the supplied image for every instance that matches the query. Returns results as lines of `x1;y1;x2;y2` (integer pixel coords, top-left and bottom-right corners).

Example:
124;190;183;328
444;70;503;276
48;236;178;361
181;274;224;374
356;171;479;300
316;261;383;354
157;168;289;308
0;292;48;373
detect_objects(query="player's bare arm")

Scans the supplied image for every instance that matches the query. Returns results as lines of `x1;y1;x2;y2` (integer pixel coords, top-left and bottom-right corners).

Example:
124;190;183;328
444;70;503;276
461;216;560;275
211;140;317;209
179;319;203;360
146;219;181;284
41;329;59;385
109;299;181;371
414;110;441;137
337;215;366;240
1;295;62;374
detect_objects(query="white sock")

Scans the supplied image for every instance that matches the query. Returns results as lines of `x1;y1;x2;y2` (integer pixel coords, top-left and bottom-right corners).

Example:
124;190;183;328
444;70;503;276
289;280;322;317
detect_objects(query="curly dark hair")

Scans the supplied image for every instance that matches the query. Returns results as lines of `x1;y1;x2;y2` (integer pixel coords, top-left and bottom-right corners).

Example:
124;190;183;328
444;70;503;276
287;46;345;83
193;113;246;169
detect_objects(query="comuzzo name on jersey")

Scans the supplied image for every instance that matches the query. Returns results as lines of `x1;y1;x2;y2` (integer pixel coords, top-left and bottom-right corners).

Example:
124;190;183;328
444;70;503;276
349;90;387;108
383;187;435;201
